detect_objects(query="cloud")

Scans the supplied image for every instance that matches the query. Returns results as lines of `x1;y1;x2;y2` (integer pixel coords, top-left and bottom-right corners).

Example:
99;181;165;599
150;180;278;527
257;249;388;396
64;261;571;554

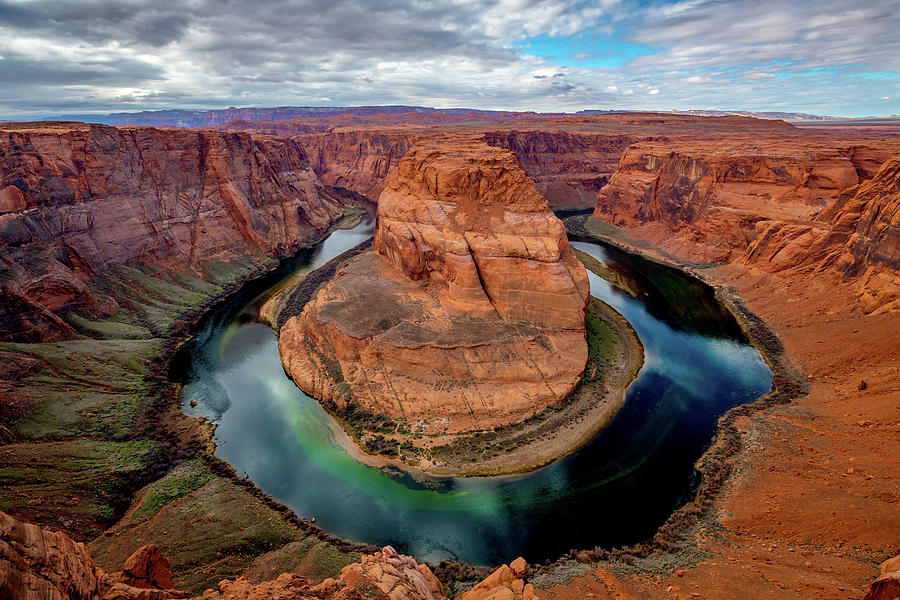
0;0;896;118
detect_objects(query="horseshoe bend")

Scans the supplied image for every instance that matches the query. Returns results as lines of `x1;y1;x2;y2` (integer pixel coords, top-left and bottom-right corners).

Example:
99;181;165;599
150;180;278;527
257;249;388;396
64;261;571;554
0;109;898;600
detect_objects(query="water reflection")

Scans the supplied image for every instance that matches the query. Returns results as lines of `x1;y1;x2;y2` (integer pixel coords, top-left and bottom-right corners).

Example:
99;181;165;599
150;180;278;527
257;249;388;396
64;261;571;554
174;221;771;565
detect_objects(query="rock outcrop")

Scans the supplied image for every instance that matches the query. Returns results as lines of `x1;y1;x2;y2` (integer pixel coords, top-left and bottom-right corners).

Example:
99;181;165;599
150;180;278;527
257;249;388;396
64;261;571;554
0;511;442;600
745;158;900;312
864;555;900;600
0;122;349;341
0;509;103;600
279;137;589;433
459;557;537;600
593;139;861;263
0;510;184;600
195;546;442;600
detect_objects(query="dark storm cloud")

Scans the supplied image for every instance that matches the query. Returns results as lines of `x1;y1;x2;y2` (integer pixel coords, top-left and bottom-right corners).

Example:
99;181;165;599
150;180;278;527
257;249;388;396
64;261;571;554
0;0;191;47
0;50;164;84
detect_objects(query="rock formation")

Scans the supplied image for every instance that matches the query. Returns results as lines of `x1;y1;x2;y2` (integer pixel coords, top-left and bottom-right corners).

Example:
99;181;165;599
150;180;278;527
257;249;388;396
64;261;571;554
0;510;441;600
745;158;900;312
0;509;104;600
0;510;185;600
0;122;350;341
459;557;537;600
298;130;419;199
588;133;899;311
593;139;861;263
865;555;900;600
279;137;589;433
196;546;442;600
483;130;637;211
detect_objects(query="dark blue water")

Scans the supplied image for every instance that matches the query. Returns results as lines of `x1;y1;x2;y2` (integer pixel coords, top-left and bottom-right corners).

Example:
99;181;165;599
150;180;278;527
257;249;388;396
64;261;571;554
174;218;772;565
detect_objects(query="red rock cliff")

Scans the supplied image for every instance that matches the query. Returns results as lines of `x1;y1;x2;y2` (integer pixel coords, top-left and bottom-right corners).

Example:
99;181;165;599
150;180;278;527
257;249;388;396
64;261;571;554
0;122;349;341
745;157;900;312
593;139;862;263
591;135;900;311
279;137;589;433
483;130;638;211
298;130;419;199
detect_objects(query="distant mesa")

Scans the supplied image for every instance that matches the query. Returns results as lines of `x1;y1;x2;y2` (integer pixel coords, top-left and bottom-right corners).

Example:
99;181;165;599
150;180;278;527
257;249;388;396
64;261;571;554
278;136;590;434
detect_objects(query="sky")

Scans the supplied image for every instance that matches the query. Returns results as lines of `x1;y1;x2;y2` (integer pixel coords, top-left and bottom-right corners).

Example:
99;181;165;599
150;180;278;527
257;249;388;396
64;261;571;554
0;0;898;119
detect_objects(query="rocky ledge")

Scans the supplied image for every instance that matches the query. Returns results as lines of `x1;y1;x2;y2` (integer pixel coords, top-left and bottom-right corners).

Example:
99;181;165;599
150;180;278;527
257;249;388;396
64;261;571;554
278;137;590;434
0;509;445;600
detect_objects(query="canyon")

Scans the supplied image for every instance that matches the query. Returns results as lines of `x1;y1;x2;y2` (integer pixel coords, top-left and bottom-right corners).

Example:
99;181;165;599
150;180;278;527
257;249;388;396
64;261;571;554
0;112;898;599
0;122;353;342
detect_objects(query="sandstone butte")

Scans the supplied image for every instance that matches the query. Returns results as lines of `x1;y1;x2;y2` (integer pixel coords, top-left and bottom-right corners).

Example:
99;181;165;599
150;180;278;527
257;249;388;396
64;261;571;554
0;121;350;342
278;137;590;434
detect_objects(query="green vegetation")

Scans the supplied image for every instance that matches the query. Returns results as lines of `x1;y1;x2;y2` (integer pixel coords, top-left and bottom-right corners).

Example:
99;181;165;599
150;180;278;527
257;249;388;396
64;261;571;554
0;258;271;536
0;439;159;536
0;339;159;390
66;313;153;340
0;208;369;595
89;471;362;594
0;338;163;442
585;307;618;372
130;459;215;520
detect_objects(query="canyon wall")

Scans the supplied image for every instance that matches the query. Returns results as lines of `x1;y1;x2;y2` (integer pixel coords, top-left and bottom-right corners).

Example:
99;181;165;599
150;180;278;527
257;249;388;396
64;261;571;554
483;130;639;211
279;137;589;433
297;128;639;211
746;157;900;312
292;115;810;211
591;136;900;310
0;122;349;341
593;140;861;262
297;130;420;199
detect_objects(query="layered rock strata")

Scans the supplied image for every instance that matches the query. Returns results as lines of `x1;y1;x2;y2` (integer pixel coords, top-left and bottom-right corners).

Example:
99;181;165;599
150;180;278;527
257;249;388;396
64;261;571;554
593;139;861;262
279;138;589;433
297;131;419;200
0;122;349;341
593;138;900;311
745;158;900;312
482;130;637;211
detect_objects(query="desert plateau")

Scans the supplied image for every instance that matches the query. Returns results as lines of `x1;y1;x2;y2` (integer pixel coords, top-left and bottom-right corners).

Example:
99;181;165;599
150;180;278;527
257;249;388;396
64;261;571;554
1;2;898;599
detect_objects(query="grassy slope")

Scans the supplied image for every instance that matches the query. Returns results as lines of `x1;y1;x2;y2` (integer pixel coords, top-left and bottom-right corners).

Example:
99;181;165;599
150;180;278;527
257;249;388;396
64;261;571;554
0;244;362;594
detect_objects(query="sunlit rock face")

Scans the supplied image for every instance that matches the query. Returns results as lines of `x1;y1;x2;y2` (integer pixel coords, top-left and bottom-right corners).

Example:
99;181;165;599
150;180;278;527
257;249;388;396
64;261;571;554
280;137;589;434
745;158;900;313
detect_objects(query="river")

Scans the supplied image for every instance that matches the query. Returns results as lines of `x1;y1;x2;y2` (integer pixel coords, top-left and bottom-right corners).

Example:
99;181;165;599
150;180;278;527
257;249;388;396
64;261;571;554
173;213;772;565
